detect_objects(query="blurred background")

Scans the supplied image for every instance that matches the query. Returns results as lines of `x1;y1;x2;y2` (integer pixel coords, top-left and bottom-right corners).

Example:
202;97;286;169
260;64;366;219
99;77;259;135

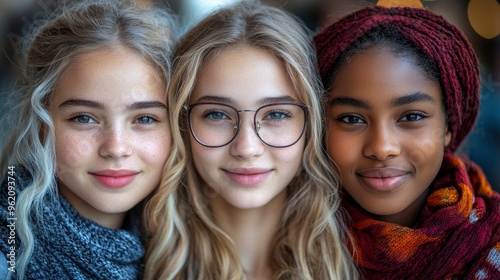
0;0;499;190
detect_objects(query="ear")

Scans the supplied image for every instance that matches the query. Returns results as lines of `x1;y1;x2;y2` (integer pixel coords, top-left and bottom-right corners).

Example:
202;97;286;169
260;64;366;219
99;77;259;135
444;125;452;147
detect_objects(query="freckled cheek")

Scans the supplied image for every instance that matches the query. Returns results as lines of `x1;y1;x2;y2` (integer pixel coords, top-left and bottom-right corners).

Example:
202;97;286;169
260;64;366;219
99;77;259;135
54;131;96;169
137;131;172;166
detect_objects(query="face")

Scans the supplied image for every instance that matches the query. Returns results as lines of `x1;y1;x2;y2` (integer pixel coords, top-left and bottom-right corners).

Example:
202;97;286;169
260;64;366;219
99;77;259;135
50;46;171;229
326;47;451;226
189;45;305;211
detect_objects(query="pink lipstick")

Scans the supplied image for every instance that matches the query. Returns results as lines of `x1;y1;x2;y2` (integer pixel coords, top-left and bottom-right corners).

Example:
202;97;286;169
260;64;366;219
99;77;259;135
90;169;139;189
224;167;272;186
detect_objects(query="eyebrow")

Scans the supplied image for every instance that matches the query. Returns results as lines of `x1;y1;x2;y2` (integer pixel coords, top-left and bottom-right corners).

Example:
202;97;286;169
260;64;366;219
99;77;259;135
330;96;369;109
193;94;297;106
258;96;297;106
193;95;232;104
330;92;436;109
127;101;167;110
58;99;167;110
390;92;435;106
59;99;104;109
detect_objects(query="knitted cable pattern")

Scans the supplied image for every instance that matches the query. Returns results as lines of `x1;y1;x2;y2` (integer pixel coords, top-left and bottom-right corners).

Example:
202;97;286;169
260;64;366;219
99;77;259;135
314;6;479;153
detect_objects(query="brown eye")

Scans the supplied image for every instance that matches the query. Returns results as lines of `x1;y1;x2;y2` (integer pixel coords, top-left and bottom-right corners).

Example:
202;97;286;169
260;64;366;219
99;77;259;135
400;113;425;122
338;115;364;124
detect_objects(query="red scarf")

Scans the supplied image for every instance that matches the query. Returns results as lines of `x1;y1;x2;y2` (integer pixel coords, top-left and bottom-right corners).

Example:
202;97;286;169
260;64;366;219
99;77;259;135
344;154;500;280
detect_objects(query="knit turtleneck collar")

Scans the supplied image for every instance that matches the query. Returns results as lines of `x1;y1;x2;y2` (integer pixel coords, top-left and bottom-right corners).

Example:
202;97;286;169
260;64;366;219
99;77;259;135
31;196;145;279
0;168;145;279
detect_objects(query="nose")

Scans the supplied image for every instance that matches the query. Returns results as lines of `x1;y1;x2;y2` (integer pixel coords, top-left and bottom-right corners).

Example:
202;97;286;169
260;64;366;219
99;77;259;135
99;125;132;159
363;123;400;161
229;117;265;159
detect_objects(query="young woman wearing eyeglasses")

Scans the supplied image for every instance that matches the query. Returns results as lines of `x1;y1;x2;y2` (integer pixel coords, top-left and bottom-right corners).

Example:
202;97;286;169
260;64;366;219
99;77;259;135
143;1;359;279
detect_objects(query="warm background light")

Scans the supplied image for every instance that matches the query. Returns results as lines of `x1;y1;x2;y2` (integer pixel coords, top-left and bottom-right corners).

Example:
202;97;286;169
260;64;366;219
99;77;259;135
377;0;424;8
467;0;500;39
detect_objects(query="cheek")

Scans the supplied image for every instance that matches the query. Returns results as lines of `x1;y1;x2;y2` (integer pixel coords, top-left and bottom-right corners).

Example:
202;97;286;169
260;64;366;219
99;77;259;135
190;143;224;193
325;125;353;167
406;127;447;165
405;131;445;189
191;143;218;171
138;131;172;167
54;130;95;169
190;138;203;167
278;138;305;171
53;130;97;183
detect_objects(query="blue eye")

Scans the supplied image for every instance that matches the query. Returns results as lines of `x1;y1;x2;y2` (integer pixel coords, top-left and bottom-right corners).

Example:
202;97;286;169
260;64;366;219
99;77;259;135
204;110;229;120
71;115;95;124
338;115;365;124
266;110;289;120
135;115;158;124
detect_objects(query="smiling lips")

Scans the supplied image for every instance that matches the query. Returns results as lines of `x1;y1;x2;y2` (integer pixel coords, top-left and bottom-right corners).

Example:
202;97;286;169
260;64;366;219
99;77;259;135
357;168;410;192
224;167;272;186
90;169;139;189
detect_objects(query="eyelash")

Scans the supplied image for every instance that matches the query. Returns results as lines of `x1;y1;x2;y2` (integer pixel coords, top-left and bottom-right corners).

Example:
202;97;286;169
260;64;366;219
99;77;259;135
69;113;96;124
263;109;292;120
335;111;428;124
336;114;365;124
134;114;160;124
202;109;231;120
68;114;160;125
399;111;428;122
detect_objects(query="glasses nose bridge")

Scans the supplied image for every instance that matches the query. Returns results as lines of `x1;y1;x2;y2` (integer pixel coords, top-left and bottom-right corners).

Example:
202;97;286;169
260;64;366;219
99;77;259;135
235;109;259;132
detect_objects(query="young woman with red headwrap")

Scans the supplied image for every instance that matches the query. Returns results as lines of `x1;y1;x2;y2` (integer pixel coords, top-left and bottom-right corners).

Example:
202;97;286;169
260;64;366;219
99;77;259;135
314;5;500;280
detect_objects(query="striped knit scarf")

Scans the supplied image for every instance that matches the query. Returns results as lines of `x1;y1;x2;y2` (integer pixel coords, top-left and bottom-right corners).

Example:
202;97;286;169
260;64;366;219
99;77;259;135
344;154;500;279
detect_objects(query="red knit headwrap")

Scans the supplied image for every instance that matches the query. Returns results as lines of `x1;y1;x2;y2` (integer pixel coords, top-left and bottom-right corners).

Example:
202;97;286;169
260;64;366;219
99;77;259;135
314;6;480;154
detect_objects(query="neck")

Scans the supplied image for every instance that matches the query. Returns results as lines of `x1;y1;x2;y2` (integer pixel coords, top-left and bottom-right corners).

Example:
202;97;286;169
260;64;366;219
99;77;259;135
209;190;286;279
58;182;125;229
374;187;430;227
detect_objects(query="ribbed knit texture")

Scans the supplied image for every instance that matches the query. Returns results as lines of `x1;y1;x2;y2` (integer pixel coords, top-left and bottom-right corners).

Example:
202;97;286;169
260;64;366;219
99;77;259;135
313;6;480;154
0;168;144;279
343;154;500;279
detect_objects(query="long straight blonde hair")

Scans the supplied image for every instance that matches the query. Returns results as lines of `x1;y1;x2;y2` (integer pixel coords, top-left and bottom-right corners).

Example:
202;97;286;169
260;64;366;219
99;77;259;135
144;1;358;279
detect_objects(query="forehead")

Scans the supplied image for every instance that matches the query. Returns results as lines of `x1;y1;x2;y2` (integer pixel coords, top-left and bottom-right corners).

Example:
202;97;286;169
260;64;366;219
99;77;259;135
190;45;297;107
52;46;165;106
329;47;442;106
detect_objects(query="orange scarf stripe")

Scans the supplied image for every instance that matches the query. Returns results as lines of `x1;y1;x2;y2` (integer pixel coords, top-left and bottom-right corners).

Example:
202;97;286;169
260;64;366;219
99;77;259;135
344;155;500;279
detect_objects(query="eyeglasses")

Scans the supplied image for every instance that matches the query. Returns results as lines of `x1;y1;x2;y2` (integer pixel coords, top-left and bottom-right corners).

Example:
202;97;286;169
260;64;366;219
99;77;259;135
184;102;308;148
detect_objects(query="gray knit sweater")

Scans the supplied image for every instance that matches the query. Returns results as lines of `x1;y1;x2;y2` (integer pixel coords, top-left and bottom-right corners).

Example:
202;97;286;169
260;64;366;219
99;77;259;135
0;167;145;279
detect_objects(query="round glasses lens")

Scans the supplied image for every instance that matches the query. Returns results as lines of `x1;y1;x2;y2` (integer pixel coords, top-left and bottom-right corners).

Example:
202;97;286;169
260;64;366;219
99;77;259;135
189;103;238;147
255;104;305;147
